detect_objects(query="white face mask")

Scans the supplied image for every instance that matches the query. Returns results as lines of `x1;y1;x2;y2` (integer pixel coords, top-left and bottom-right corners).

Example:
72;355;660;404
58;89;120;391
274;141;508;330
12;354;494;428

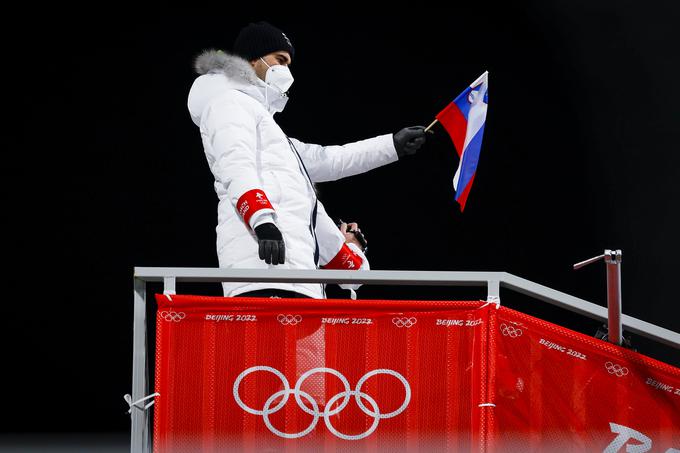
265;88;289;113
260;57;294;93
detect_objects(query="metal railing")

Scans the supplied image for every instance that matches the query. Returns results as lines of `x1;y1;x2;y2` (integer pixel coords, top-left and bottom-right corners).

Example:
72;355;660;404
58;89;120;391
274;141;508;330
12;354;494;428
129;267;680;453
573;249;624;345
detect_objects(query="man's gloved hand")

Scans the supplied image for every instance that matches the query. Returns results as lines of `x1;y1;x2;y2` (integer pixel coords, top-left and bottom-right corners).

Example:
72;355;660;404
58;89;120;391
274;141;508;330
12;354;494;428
254;223;285;265
393;126;427;158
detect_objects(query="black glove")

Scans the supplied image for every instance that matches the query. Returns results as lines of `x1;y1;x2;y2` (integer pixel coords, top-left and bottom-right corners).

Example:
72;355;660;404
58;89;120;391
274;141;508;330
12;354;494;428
393;126;427;158
254;223;285;265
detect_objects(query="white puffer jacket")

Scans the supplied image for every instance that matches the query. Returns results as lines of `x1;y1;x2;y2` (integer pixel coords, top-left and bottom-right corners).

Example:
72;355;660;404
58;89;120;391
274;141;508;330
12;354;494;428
187;50;399;298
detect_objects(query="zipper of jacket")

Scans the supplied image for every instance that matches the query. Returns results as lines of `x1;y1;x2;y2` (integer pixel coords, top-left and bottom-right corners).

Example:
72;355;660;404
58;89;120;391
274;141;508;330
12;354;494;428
285;136;321;266
285;137;326;298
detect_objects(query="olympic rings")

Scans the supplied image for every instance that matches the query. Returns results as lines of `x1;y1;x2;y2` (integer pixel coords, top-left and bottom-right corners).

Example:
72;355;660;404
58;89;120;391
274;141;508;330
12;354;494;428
355;368;411;419
263;389;319;439
324;391;380;440
233;366;411;440
159;310;185;322
605;361;629;377
295;368;351;417
499;323;522;338
392;317;417;328
277;314;302;325
232;366;290;415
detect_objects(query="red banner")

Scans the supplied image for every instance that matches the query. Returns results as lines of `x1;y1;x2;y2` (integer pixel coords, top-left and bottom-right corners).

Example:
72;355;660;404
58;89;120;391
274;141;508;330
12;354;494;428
492;307;680;452
153;295;680;452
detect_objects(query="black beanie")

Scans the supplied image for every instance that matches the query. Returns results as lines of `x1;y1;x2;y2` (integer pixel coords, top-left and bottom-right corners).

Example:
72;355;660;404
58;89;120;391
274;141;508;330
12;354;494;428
233;21;295;61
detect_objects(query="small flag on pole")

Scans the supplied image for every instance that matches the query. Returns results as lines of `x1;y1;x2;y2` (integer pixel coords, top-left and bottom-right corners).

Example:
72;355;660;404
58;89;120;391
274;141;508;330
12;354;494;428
427;71;489;212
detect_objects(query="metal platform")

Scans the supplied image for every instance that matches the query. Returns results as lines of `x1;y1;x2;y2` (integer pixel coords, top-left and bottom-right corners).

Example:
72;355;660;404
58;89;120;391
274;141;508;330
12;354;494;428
129;267;680;453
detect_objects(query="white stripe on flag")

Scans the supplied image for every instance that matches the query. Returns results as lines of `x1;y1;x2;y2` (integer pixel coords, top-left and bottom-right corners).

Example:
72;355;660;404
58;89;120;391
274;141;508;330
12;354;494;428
462;79;488;152
453;164;462;190
453;74;488;191
469;70;489;89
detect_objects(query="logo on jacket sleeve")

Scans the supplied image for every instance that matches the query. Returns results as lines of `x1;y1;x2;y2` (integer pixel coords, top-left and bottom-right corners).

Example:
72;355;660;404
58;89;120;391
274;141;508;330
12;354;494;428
323;244;363;270
237;189;275;225
238;200;250;217
342;253;356;269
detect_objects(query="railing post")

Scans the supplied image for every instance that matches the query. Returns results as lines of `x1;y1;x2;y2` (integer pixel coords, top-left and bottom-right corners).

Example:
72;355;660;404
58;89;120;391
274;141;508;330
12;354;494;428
487;279;500;304
573;250;624;346
131;277;150;453
163;276;176;295
605;250;623;345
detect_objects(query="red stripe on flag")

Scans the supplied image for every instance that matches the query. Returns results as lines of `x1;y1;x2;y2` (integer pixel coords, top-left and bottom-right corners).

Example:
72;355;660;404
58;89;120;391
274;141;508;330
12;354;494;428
456;172;476;212
436;102;468;157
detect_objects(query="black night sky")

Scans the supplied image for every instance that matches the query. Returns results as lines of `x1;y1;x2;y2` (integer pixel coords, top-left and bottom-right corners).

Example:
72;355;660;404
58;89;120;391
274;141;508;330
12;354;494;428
9;2;680;448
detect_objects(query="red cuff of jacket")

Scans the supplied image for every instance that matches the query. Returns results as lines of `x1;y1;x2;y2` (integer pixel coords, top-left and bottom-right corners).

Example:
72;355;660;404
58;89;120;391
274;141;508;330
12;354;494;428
323;243;363;270
237;189;274;226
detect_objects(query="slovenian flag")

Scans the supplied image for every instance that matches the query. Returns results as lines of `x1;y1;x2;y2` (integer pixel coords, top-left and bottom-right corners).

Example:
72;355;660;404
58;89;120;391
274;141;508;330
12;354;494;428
435;71;489;212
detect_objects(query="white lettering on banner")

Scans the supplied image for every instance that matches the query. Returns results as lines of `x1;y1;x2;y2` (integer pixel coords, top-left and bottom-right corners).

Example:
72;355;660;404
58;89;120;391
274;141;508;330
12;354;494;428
538;338;566;352
604;422;652;452
233;366;411;440
645;377;677;395
603;422;680;452
437;319;463;326
205;314;257;322
321;317;373;325
205;314;233;322
567;349;587;360
436;318;483;327
321;317;349;325
537;339;589;360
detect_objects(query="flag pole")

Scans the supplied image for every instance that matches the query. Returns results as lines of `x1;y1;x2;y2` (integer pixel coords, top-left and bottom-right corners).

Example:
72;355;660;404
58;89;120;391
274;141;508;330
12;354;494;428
424;119;438;133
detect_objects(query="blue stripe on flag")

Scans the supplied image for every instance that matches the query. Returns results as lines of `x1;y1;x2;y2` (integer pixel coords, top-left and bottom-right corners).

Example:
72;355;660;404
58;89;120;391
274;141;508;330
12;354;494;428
455;124;485;198
453;87;472;121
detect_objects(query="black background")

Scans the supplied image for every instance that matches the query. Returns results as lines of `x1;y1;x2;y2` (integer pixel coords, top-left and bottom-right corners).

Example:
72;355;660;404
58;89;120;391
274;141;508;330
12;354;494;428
9;1;680;445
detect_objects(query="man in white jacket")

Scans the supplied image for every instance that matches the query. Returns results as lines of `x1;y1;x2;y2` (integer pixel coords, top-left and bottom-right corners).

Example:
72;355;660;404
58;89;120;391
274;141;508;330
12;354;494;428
187;21;427;298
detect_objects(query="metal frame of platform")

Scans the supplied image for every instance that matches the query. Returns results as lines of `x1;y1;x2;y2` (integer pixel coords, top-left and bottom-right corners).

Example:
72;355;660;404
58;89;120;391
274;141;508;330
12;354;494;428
129;267;680;452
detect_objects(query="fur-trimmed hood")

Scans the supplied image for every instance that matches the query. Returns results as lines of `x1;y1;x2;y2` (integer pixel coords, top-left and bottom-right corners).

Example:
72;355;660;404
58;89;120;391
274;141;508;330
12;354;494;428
187;49;269;125
193;49;261;86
